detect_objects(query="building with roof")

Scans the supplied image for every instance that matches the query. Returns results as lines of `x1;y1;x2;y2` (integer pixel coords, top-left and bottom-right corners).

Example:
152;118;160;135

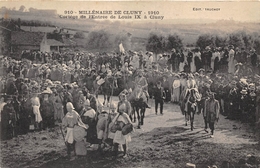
11;31;70;54
40;34;67;52
11;31;45;53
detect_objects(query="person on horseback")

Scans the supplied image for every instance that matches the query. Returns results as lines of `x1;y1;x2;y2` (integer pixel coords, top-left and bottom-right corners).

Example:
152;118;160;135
186;73;197;89
133;69;151;108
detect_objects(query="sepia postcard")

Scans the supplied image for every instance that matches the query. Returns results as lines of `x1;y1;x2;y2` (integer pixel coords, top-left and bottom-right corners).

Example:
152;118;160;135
0;1;260;168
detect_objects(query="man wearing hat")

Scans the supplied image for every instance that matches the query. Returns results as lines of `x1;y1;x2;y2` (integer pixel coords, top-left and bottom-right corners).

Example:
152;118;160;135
170;49;179;72
83;88;98;112
5;73;18;96
239;89;250;122
1;95;16;140
84;68;94;93
226;80;240;120
153;81;166;115
146;52;154;69
198;77;212;133
194;47;202;72
202;46;212;72
204;92;220;138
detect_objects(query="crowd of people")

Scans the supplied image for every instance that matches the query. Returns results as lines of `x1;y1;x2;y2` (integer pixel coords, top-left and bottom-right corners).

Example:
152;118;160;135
0;44;260;159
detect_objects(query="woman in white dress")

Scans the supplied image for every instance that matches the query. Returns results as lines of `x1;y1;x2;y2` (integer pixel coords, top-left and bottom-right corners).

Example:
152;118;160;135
171;74;181;103
228;45;235;74
190;53;196;73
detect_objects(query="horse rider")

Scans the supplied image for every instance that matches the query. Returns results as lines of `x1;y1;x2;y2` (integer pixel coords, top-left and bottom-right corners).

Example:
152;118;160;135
133;69;151;108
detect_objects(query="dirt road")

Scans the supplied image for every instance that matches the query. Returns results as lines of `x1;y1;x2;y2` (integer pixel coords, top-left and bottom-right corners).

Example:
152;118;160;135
0;96;259;168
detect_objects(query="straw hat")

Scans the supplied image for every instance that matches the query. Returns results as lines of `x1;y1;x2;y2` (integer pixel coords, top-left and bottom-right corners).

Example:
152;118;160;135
240;89;247;94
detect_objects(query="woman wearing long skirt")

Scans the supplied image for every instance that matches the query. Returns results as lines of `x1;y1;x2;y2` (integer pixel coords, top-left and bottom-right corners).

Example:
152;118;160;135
112;103;133;158
228;45;235;74
171;75;181;103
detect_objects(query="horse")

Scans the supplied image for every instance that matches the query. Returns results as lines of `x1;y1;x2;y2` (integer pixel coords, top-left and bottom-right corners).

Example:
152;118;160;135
181;88;201;131
101;76;116;107
128;85;147;129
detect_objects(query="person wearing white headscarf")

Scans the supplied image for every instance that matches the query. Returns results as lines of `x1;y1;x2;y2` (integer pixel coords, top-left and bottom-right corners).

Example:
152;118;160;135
112;103;133;158
62;102;88;159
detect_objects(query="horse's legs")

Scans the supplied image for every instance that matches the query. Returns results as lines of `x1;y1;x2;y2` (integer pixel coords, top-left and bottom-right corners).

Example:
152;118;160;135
190;111;194;131
132;107;136;123
107;95;110;107
103;94;106;106
140;107;145;125
136;107;141;128
185;112;188;126
130;104;136;123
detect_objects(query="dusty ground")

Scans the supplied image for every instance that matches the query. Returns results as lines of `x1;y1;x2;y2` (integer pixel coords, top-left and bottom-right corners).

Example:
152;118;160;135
1;96;260;168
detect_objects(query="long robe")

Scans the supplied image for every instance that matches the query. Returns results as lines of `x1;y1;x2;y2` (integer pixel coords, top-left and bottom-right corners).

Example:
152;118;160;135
53;94;64;121
81;107;97;144
172;79;180;103
228;49;235;74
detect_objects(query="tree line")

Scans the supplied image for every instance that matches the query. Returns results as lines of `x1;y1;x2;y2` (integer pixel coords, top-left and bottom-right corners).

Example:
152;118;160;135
145;31;260;54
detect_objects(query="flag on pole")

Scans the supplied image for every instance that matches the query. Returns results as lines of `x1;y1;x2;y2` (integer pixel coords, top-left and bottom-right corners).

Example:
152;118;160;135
119;42;125;54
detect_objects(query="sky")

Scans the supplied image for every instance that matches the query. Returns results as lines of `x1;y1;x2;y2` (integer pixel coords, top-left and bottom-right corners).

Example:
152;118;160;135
1;1;260;23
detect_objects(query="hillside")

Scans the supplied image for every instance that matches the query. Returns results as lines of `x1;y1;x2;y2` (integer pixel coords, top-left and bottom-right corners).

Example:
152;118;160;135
2;9;260;49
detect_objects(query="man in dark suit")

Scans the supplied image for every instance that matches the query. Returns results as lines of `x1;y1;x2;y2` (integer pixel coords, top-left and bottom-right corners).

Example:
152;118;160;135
153;81;166;115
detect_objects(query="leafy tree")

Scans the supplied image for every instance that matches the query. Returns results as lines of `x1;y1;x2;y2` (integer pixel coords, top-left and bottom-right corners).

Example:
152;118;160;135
228;33;245;48
196;34;215;50
87;30;113;50
253;36;260;54
146;33;164;54
19;5;25;12
74;31;85;39
29;7;37;13
215;35;228;48
240;32;254;50
167;34;183;51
